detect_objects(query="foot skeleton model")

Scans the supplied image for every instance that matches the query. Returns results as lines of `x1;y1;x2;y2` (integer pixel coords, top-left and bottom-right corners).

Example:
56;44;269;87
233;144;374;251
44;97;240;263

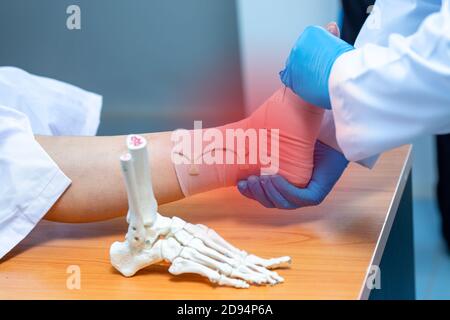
110;135;291;288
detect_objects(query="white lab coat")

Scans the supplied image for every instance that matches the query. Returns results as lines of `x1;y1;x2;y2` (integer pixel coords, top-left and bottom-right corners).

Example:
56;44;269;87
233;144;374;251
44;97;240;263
328;0;450;162
0;67;102;259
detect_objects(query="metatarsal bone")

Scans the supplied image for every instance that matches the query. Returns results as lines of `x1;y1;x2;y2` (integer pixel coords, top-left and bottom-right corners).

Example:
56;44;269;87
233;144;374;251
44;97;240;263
179;247;233;275
187;238;281;285
184;223;240;255
189;238;236;265
175;233;281;285
179;247;272;285
169;257;250;289
184;222;291;269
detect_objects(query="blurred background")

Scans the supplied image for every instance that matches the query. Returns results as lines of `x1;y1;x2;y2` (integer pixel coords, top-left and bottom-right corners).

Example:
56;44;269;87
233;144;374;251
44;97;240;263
0;0;447;299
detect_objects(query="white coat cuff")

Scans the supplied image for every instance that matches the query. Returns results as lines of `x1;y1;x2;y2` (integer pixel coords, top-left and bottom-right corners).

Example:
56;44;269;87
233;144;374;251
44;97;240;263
318;110;379;169
0;168;71;259
328;49;372;162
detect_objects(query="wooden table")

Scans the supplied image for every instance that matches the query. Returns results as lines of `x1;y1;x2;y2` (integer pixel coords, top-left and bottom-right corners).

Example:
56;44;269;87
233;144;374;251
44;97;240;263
0;146;414;300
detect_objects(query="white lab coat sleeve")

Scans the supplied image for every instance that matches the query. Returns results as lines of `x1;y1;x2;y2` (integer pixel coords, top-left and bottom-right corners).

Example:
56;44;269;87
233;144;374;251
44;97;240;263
0;67;102;136
355;0;441;48
318;0;441;166
328;0;450;162
318;111;378;168
0;105;71;259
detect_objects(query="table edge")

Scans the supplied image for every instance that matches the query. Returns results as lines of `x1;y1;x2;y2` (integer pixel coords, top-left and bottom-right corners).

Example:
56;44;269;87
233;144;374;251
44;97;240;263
358;145;413;300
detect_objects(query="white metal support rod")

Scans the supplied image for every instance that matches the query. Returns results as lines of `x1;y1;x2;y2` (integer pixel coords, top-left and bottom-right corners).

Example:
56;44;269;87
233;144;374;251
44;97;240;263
126;134;158;227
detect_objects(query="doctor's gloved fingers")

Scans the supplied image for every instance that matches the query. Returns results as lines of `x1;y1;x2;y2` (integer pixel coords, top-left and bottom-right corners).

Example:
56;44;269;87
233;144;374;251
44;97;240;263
270;175;325;208
238;177;297;210
259;176;298;210
237;180;255;200
246;176;276;208
279;22;341;95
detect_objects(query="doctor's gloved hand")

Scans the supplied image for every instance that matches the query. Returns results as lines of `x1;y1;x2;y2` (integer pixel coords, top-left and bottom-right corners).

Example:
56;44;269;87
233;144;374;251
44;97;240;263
237;141;349;210
280;24;354;110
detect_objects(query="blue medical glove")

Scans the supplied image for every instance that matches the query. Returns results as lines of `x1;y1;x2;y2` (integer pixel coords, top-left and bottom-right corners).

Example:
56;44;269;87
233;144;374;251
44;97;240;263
280;26;354;110
237;141;349;209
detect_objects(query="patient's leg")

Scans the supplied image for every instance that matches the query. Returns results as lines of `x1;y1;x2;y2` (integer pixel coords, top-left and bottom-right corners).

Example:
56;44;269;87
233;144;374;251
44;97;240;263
173;88;324;196
38;89;322;223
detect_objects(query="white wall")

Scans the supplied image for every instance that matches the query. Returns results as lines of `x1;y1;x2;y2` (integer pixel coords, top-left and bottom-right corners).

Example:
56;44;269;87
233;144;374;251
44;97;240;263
236;0;340;113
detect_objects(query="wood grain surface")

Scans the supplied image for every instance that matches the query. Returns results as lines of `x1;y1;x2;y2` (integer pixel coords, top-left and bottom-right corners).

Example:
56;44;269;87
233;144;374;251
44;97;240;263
0;146;412;300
